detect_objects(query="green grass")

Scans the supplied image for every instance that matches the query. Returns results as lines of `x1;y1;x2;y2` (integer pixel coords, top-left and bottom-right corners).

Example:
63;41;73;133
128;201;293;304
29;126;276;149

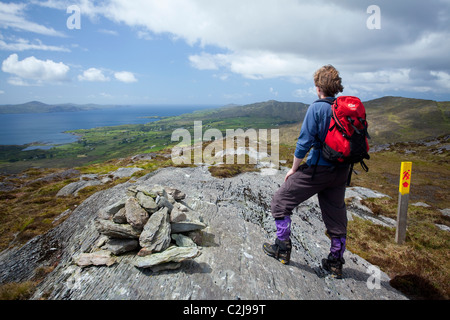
346;138;449;299
0;281;37;300
347;214;449;299
350;137;450;209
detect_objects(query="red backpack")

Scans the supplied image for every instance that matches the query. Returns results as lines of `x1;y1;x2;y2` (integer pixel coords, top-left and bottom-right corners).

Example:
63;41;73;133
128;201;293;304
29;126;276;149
320;96;370;184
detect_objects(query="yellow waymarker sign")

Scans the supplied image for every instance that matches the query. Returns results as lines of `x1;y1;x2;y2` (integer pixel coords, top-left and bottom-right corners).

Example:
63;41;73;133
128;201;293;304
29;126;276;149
399;162;412;195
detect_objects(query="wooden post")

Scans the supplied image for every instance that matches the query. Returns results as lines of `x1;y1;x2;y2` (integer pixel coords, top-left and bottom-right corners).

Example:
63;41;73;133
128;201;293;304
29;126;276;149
396;162;412;244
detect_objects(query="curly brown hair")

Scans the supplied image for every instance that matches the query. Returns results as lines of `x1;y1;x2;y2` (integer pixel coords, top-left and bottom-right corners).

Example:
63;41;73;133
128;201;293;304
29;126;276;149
314;65;344;97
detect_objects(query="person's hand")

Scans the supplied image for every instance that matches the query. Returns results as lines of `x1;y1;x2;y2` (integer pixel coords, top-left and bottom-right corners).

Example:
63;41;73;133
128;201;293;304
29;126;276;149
285;156;302;182
284;168;296;182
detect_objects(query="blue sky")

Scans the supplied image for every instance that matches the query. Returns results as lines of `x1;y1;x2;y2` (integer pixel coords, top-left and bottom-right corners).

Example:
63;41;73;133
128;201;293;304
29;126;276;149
0;0;449;106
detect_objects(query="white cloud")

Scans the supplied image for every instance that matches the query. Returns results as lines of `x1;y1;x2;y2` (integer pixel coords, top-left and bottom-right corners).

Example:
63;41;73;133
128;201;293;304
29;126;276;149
100;92;113;98
7;77;34;87
78;68;110;82
114;71;137;83
0;38;70;52
136;30;153;41
0;2;65;37
89;0;450;96
98;29;119;36
430;71;450;90
77;69;137;83
213;73;230;81
22;0;450;99
189;52;225;70
2;53;70;84
293;87;317;100
32;0;104;19
269;87;278;96
189;51;317;81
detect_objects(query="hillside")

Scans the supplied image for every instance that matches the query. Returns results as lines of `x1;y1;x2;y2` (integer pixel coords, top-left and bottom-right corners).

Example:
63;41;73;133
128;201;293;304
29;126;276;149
218;96;450;146
193;99;309;123
154;96;449;146
0;101;108;114
363;96;450;144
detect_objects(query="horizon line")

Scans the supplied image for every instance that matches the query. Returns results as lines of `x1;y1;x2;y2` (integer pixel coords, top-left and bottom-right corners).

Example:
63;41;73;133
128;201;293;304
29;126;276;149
2;94;449;108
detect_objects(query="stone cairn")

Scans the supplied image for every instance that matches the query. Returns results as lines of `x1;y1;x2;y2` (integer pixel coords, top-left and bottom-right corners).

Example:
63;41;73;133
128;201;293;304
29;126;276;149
74;184;206;272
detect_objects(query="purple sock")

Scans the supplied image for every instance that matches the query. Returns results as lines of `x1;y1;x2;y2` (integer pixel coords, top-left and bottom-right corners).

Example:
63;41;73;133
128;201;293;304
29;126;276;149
330;236;346;259
275;216;291;241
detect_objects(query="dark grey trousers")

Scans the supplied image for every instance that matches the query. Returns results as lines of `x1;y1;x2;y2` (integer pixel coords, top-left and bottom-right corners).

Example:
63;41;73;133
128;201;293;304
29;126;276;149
271;164;350;237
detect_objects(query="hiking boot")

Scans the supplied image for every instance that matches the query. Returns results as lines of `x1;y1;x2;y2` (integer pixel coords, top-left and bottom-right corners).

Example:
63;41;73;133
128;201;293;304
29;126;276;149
262;238;292;265
321;253;345;279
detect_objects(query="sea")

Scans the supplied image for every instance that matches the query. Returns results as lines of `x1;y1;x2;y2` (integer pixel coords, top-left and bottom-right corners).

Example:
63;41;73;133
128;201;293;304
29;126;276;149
0;105;216;150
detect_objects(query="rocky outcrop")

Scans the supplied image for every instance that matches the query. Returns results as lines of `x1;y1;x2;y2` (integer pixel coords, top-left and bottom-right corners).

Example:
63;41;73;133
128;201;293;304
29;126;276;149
0;166;407;300
345;186;397;227
56;168;143;197
90;183;205;269
56;179;102;197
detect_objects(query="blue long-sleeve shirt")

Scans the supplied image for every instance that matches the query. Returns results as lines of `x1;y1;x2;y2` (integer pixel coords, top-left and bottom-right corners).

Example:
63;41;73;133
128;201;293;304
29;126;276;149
294;97;334;166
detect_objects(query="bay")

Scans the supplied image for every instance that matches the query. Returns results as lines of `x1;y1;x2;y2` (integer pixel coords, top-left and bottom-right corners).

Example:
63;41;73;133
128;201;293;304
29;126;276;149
0;105;213;148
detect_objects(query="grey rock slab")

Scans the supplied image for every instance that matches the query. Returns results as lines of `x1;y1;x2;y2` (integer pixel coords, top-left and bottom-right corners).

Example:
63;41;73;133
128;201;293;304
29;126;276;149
110;167;143;179
139;207;171;252
133;246;199;268
97;198;126;220
112;207;127;224
345;187;390;200
171;220;207;233
440;208;450;217
136;191;158;213
96;219;140;239
156;195;173;212
56;180;102;197
102;238;139;255
171;234;196;247
436;224;450;232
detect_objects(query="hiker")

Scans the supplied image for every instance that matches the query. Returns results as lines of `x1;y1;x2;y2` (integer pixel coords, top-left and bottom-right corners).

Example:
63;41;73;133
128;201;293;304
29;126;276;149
263;65;349;279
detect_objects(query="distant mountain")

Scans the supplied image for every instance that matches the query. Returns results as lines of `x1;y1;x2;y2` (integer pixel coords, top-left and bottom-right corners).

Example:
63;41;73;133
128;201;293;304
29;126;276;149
0;101;111;114
198;96;449;145
363;96;450;144
224;100;309;121
183;100;309;123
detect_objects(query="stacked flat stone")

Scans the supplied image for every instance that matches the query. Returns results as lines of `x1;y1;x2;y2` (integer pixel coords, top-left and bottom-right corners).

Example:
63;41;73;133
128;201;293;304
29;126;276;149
77;184;206;270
